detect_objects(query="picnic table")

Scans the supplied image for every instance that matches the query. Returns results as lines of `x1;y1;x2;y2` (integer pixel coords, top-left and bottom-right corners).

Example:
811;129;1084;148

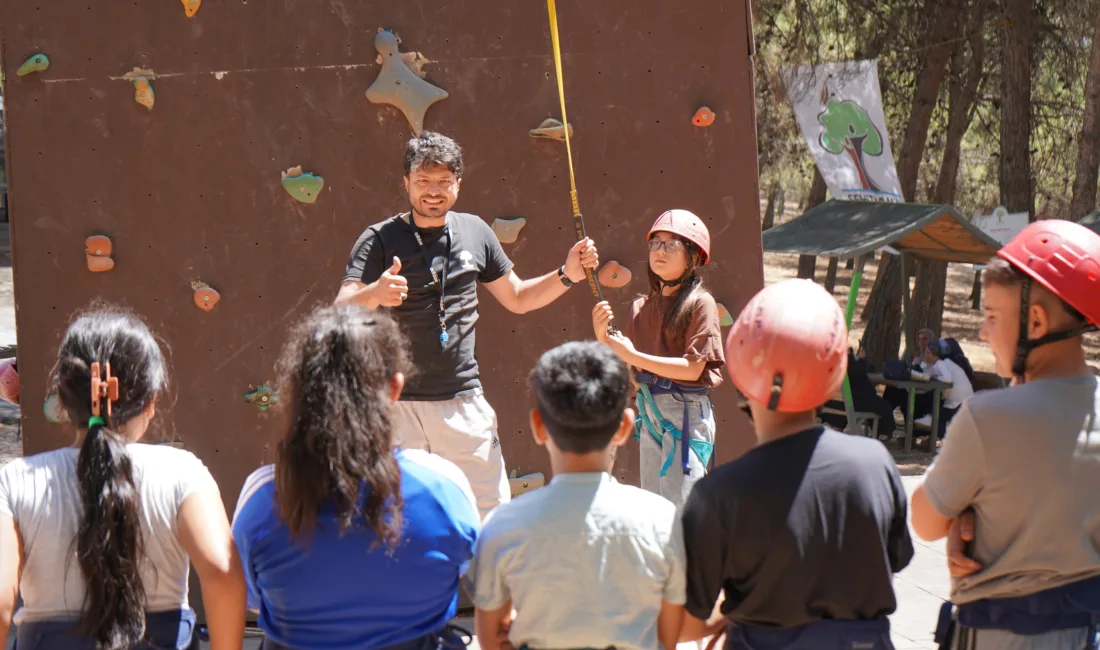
867;373;952;452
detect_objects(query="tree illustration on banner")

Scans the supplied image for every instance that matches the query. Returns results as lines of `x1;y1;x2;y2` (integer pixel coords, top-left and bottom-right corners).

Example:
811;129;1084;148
817;96;886;193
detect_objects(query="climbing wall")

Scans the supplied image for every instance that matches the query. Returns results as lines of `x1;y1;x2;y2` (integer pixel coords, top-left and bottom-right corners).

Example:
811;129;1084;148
1;1;761;503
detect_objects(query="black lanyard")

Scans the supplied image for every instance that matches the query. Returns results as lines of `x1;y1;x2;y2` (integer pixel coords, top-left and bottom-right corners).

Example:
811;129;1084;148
406;213;451;349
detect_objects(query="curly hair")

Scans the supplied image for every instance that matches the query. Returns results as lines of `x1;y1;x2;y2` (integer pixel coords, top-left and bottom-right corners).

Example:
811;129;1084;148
274;304;413;551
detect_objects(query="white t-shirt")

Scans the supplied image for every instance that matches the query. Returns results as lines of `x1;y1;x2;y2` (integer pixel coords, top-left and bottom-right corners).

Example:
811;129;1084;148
0;444;218;624
465;472;686;650
929;358;975;409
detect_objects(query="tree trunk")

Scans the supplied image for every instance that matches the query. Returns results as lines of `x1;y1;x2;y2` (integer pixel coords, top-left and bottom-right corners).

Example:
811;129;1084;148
797;255;817;280
860;0;958;364
1000;0;1035;217
894;0;963;200
1070;2;1100;220
824;258;840;293
846;258;854;270
797;169;829;281
761;183;781;230
912;9;986;337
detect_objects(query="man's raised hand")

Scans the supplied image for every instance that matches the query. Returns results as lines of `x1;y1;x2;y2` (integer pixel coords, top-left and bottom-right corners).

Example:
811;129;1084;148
373;256;409;307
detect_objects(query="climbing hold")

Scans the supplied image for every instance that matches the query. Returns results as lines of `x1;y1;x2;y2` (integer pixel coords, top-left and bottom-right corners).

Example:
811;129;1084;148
529;118;574;141
85;235;115;273
192;283;220;312
44;393;69;423
17;54;50;77
0;359;19;406
692;106;715;127
244;385;278;411
597;261;632;289
717;303;734;327
181;0;201;17
508;471;546;497
281;166;324;204
491;217;527;244
365;29;449;136
123;68;156;110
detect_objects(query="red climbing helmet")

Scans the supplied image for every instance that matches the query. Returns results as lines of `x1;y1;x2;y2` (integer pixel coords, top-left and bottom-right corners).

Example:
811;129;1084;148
726;279;848;412
996;219;1100;381
648;209;711;264
997;219;1100;325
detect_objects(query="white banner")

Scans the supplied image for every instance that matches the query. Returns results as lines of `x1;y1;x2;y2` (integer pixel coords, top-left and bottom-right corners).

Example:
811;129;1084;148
970;206;1028;246
783;60;904;203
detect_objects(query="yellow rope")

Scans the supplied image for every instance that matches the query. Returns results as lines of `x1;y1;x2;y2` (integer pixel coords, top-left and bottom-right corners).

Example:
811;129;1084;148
546;0;581;218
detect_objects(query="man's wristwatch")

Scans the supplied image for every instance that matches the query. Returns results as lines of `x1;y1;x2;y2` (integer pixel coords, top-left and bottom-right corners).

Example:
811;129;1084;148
558;265;575;288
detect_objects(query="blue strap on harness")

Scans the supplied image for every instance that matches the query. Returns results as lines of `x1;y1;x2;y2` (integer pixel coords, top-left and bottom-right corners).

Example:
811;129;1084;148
934;575;1100;649
633;372;713;477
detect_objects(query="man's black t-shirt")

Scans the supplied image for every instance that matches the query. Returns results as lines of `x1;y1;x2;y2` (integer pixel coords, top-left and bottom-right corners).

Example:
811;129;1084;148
681;426;914;629
343;211;514;400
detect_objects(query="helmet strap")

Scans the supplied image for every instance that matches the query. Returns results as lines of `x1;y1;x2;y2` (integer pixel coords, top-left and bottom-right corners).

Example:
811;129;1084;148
767;374;783;411
1011;277;1098;384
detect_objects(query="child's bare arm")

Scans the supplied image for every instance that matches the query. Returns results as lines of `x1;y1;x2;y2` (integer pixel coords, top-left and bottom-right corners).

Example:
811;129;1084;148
658;601;685;650
679;592;726;642
475;602;513;650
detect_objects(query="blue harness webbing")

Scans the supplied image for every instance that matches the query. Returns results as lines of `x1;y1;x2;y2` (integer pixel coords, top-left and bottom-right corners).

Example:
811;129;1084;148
633;371;713;477
934;575;1100;650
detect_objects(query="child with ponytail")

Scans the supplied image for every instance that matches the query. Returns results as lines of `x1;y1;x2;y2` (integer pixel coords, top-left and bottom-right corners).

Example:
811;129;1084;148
592;209;725;508
0;306;245;650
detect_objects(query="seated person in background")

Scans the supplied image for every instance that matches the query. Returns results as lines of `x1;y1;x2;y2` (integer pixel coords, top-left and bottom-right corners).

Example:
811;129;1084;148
915;339;975;438
679;279;913;650
885;328;937;418
819;344;898;439
232;305;479;650
466;341;686;650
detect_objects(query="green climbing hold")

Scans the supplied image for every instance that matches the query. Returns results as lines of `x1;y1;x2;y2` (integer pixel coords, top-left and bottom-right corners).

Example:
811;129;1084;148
281;166;324;204
244;386;278;411
17;54;50;77
717;302;734;327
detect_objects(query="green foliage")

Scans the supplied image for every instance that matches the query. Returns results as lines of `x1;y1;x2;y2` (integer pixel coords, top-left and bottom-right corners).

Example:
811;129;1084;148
752;0;1100;218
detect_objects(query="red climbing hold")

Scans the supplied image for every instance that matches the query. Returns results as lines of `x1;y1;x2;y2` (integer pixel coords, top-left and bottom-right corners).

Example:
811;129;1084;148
85;235;115;272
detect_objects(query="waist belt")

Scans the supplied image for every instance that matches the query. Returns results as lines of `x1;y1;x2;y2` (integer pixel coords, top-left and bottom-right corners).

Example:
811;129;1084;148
934;575;1100;650
633;371;713;477
725;619;892;650
15;609;198;650
260;623;471;650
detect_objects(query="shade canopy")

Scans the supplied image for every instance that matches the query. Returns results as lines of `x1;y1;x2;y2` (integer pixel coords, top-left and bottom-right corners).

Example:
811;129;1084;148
762;200;1002;264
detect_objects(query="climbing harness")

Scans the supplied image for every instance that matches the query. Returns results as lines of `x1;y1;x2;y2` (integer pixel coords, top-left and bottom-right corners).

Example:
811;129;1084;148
545;0;609;309
933;575;1100;650
633;372;714;477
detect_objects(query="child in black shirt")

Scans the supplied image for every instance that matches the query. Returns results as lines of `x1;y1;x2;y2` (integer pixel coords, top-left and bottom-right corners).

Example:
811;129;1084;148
679;279;914;650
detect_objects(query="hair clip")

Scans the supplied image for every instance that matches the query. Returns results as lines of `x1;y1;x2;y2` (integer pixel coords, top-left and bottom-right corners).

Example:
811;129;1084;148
90;361;119;418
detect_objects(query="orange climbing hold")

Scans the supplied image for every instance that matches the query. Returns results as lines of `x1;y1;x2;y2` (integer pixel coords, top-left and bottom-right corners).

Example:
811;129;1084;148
85;235;115;272
193;285;220;312
181;0;201;17
692;106;715;127
597;261;632;288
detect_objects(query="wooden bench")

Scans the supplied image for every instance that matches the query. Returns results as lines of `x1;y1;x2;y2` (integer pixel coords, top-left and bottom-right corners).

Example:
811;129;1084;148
819;405;881;437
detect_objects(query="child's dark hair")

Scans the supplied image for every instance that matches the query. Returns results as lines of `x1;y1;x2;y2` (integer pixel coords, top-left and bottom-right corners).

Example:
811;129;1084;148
52;307;169;650
646;236;710;339
403;131;465;179
274;304;412;552
530;341;629;454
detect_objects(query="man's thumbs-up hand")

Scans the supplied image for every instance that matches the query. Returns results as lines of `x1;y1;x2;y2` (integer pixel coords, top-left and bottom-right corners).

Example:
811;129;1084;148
372;256;409;307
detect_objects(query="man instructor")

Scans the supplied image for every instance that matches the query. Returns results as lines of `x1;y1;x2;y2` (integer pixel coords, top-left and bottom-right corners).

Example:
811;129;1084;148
335;132;600;518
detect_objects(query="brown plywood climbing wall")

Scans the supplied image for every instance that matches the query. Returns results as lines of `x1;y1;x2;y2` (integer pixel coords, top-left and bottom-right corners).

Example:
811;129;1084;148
0;1;761;508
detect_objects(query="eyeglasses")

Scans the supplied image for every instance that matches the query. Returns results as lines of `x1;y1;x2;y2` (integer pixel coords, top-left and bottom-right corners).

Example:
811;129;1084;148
648;238;686;254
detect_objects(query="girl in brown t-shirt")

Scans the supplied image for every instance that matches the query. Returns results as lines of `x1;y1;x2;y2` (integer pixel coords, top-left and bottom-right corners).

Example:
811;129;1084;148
592;209;725;507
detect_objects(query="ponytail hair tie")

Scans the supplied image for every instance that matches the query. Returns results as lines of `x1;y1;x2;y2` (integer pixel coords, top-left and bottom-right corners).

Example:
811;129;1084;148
88;416;106;428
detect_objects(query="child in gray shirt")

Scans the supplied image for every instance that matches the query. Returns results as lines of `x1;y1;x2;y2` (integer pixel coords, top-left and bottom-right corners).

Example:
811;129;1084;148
464;341;686;650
